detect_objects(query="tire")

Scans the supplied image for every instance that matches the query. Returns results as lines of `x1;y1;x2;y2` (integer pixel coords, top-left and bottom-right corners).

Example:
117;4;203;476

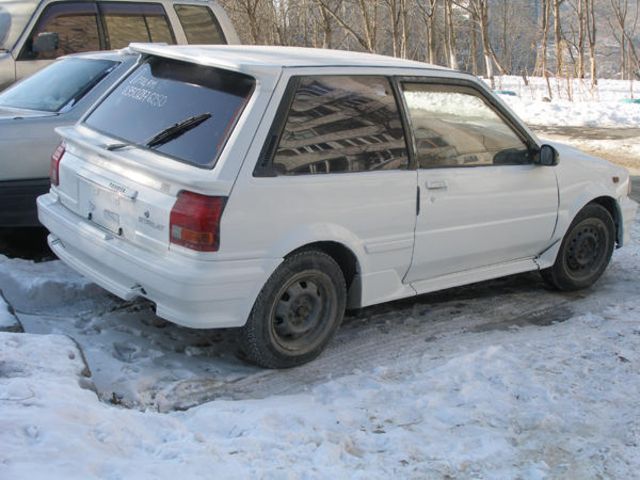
239;250;346;368
541;203;615;291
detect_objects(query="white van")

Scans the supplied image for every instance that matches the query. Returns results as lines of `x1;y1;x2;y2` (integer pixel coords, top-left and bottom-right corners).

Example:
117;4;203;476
38;45;637;368
0;0;239;89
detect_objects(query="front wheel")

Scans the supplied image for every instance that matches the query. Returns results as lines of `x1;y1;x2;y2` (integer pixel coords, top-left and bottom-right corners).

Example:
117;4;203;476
239;250;346;368
541;203;615;291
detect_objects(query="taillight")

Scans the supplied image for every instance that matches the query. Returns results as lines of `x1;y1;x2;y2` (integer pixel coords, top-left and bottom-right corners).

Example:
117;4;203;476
169;191;226;252
50;142;65;186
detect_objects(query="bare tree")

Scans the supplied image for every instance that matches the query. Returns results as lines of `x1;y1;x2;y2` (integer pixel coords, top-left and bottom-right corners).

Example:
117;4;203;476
417;0;439;64
316;0;379;52
454;0;507;85
553;0;566;75
216;0;640;89
537;0;554;98
444;0;459;69
382;0;408;57
227;0;262;44
586;0;596;82
609;0;640;81
318;1;334;48
567;0;586;78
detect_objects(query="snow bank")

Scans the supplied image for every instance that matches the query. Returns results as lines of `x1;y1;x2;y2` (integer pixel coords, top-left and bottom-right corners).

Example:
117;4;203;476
0;292;20;332
1;305;639;478
489;76;640;128
0;256;107;313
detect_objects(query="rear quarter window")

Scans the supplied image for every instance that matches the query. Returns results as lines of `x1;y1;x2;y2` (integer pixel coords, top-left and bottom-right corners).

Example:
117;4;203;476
269;76;409;175
174;5;226;44
100;2;175;49
84;56;254;168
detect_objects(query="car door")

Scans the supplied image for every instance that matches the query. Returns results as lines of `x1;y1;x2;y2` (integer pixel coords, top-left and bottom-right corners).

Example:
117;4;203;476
399;79;558;284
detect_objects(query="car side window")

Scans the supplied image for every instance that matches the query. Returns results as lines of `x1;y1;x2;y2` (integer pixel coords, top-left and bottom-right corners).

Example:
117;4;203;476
401;83;531;168
271;76;409;175
100;2;175;49
174;5;226;44
19;2;101;60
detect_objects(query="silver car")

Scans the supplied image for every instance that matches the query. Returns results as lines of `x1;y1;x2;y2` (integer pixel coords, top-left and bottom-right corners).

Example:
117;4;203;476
0;0;239;90
0;49;138;226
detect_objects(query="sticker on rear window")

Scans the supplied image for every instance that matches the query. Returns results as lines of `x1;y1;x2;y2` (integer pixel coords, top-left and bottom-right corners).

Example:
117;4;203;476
121;74;167;108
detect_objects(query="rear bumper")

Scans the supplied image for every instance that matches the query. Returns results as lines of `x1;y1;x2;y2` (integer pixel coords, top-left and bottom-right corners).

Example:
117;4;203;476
620;196;638;246
38;192;281;329
0;178;50;226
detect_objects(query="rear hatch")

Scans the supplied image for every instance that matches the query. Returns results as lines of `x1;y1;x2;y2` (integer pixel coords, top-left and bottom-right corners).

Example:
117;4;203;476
54;55;255;253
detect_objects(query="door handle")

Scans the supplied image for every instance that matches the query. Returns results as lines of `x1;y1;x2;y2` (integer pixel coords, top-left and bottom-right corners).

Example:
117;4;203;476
426;180;448;190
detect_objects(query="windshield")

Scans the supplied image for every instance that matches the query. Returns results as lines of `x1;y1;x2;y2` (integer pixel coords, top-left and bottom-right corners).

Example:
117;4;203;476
0;57;118;112
84;56;255;168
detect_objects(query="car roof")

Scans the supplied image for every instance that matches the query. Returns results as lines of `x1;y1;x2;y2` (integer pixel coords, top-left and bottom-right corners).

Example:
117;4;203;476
129;44;451;77
59;48;136;62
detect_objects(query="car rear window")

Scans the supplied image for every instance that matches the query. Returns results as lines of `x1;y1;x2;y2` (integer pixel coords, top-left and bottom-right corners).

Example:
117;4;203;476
84;56;255;168
0;57;117;112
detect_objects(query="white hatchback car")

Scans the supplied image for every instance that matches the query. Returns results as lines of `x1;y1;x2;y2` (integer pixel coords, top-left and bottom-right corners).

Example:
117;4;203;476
38;45;637;368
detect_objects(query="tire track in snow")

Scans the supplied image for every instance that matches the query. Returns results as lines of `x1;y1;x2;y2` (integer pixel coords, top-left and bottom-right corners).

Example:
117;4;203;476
156;277;583;411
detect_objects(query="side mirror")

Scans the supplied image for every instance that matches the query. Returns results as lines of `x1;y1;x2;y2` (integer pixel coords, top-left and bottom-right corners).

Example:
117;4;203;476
33;32;59;54
535;144;559;166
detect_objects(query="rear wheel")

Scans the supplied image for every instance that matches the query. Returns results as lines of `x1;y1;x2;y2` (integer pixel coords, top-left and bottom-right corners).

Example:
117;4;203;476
239;250;346;368
541;204;615;291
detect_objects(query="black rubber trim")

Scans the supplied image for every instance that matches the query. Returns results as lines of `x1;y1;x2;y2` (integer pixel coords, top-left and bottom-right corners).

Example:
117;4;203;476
396;75;541;168
390;76;417;171
253;77;301;177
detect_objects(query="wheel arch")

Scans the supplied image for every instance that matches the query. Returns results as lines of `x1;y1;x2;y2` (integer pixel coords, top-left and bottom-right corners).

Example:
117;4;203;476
287;241;362;309
538;193;621;268
589;196;623;247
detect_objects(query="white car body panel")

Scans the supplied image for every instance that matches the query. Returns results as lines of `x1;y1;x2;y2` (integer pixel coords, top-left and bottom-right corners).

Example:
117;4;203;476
39;191;280;328
37;46;638;330
225;171;418;307
407;164;558;283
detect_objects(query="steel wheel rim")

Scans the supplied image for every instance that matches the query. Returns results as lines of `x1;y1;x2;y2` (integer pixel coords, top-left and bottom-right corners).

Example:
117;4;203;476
565;219;608;280
269;270;337;353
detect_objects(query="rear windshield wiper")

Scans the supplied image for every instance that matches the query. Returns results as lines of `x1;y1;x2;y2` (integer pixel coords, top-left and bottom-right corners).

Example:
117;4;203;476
145;113;212;149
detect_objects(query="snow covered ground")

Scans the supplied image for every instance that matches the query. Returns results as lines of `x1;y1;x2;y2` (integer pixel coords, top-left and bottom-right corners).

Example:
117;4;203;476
490;76;640;128
531;126;640;175
484;76;640;173
1;216;640;477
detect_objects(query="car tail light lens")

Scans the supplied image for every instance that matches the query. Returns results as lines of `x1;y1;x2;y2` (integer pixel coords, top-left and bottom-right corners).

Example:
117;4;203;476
170;191;226;252
50;142;65;186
